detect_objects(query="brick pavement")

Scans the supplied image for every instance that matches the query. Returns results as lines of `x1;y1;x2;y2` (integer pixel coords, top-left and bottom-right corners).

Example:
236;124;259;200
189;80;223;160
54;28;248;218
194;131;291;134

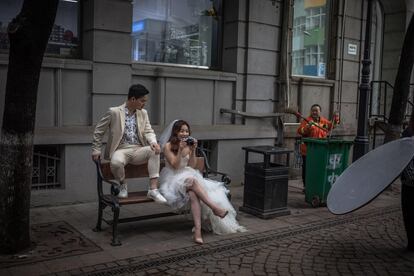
48;204;414;276
0;181;410;276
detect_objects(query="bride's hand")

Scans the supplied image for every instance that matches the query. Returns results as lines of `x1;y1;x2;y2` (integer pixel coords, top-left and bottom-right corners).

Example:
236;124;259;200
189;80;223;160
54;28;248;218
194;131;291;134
191;139;198;150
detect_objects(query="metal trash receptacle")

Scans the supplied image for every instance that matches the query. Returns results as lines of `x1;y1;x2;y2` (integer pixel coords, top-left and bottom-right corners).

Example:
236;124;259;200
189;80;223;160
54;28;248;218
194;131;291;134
240;146;292;219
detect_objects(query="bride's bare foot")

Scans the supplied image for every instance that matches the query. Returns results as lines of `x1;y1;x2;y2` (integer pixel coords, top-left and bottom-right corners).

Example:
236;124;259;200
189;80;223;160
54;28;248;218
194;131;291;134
213;208;228;219
193;228;204;245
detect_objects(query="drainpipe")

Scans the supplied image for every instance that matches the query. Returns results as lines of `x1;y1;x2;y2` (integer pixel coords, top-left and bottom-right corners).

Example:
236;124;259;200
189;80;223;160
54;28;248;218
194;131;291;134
242;0;250;119
279;0;292;110
338;0;347;115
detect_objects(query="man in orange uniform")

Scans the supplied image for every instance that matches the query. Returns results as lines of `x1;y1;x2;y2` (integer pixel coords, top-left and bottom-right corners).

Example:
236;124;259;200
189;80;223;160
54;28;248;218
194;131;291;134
297;104;337;192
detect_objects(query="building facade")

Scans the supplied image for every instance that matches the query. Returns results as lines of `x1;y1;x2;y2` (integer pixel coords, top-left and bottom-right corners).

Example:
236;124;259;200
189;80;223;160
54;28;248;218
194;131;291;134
0;0;412;206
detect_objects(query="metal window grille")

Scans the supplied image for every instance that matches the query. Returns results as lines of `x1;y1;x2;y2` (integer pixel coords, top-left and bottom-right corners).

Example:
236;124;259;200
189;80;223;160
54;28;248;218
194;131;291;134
31;145;61;190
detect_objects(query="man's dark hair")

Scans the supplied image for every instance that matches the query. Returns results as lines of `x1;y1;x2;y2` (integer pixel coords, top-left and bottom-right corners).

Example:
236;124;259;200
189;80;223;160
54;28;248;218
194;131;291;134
128;84;149;99
311;104;321;111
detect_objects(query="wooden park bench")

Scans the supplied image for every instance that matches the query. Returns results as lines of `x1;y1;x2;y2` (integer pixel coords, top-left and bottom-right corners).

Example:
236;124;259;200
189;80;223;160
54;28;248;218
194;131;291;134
92;148;231;246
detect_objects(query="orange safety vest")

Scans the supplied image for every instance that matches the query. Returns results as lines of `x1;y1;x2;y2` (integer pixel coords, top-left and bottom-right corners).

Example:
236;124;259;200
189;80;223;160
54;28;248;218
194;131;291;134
297;116;333;156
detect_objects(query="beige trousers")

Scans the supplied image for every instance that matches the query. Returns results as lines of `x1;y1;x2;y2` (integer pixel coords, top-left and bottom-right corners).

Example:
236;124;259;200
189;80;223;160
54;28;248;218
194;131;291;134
110;144;160;182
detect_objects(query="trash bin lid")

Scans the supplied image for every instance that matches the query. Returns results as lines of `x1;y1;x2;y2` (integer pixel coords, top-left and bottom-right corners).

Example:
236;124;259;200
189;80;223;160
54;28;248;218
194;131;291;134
303;138;353;144
327;137;414;215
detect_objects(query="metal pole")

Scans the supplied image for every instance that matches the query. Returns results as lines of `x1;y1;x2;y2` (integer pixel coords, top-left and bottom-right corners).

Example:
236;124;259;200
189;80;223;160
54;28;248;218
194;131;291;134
353;0;373;161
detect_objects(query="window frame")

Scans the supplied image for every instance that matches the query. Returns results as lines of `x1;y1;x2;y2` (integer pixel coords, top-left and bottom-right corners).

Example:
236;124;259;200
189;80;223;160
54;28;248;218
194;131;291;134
0;0;81;59
290;0;332;79
130;0;223;70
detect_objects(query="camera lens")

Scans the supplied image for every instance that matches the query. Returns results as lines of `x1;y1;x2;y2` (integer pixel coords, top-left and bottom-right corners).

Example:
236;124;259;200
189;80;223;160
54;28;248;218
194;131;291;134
186;137;194;145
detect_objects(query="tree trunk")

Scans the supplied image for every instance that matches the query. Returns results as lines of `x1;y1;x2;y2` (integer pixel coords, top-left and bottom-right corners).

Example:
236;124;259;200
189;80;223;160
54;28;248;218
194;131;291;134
0;0;58;254
384;14;414;143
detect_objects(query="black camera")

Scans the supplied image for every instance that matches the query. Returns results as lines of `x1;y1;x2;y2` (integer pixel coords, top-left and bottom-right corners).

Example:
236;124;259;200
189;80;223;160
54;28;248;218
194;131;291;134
184;136;195;146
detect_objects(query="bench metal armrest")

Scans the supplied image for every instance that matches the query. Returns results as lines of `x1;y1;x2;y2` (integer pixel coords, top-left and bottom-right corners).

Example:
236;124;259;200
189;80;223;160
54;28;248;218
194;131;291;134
94;159;120;196
196;147;231;186
196;147;211;170
205;169;231;186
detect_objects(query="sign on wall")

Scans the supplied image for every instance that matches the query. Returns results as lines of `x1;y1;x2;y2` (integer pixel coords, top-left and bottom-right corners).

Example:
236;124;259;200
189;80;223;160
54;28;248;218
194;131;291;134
348;43;357;55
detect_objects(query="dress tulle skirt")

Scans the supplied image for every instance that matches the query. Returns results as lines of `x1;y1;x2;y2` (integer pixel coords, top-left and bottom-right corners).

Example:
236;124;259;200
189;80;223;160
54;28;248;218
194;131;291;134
159;166;246;235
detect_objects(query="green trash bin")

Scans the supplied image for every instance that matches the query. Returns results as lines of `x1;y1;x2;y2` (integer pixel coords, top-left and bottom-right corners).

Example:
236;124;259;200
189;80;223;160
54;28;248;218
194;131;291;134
303;138;353;207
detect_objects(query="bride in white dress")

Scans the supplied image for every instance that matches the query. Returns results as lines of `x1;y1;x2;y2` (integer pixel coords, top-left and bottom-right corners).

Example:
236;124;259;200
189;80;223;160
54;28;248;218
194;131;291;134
159;120;246;244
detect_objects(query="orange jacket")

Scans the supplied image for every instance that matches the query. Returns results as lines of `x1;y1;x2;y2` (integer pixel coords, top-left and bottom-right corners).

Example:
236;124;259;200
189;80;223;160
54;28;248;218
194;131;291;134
297;116;333;156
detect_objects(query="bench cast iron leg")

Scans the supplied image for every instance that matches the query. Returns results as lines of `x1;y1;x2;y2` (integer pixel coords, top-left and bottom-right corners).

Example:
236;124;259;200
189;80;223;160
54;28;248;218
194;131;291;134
93;202;104;232
111;206;121;246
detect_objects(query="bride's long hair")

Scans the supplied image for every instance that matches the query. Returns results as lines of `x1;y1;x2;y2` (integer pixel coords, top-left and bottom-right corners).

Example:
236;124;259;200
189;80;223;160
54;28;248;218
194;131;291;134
169;120;191;154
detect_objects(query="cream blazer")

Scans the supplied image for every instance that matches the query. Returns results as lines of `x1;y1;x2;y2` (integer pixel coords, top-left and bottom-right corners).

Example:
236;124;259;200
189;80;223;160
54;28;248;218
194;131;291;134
92;103;157;160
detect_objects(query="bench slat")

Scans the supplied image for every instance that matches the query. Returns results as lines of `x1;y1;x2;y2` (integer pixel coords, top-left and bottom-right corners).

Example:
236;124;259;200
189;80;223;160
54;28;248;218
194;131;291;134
100;157;205;180
103;191;153;205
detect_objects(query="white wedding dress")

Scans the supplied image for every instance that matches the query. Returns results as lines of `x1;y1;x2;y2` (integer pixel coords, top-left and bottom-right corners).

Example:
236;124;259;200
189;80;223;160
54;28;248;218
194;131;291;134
159;154;246;235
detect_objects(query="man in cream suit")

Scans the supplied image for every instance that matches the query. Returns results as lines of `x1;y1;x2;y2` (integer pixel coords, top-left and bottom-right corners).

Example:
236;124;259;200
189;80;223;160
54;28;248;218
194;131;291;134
92;84;166;203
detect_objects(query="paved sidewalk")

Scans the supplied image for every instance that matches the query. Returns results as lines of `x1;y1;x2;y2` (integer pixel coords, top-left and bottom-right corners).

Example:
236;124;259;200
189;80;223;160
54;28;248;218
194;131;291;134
0;180;412;276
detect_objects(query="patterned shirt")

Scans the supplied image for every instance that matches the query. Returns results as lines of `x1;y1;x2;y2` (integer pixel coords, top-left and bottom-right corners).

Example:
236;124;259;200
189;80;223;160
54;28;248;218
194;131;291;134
120;108;141;146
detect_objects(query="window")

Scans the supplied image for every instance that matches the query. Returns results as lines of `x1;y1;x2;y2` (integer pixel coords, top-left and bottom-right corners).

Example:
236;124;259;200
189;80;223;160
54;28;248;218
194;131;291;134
292;0;328;77
0;0;80;58
132;0;221;67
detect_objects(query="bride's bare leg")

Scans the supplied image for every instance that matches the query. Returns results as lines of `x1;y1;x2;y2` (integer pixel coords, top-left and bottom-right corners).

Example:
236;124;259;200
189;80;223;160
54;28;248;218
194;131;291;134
188;190;203;244
187;178;228;218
